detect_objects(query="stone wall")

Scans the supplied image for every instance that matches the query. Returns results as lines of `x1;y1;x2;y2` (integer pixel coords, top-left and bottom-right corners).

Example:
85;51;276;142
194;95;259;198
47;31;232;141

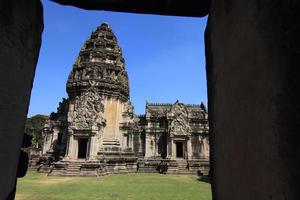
102;97;124;145
206;1;300;199
0;0;43;198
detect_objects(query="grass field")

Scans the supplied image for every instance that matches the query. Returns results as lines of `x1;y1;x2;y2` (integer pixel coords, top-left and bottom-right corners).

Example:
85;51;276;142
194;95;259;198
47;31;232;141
16;172;212;200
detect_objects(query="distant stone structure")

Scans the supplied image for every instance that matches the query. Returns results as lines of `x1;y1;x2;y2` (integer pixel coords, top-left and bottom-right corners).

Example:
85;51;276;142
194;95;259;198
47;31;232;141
137;102;209;174
40;23;209;176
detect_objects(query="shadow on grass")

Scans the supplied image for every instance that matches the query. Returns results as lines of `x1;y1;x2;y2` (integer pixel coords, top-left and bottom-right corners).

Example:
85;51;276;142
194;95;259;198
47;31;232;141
197;175;211;184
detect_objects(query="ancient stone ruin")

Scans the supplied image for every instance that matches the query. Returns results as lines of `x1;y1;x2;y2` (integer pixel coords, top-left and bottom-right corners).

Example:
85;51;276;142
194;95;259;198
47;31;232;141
137;101;209;174
40;23;209;176
1;0;299;198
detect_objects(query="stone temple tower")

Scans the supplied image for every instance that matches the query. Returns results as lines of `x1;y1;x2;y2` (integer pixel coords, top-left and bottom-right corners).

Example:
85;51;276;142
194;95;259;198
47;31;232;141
42;23;139;166
65;23;139;160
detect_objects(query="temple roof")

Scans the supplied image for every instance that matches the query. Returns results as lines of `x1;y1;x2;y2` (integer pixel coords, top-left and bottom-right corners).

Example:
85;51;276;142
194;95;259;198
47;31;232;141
66;23;129;101
145;101;207;119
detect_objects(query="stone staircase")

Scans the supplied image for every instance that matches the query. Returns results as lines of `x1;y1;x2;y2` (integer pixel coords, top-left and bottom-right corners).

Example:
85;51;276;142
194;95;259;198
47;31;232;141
174;159;195;175
28;155;40;171
64;162;82;176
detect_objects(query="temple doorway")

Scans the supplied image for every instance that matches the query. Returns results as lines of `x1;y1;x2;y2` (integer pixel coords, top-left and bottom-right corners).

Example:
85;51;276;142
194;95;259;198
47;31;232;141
78;138;88;159
176;142;184;158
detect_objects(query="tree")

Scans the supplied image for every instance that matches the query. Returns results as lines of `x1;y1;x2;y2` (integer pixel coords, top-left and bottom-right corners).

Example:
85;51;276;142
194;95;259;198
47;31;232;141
24;115;48;148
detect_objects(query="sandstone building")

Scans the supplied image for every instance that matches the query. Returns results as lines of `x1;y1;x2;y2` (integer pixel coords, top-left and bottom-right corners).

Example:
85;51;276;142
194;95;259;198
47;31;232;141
41;23;209;176
140;102;209;160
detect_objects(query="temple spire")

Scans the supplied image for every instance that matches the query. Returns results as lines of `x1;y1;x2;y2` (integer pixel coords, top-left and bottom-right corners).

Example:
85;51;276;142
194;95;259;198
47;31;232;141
66;23;129;101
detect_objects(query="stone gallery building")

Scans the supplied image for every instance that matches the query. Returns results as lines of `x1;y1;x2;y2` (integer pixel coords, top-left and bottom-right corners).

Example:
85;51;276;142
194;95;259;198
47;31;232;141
140;102;209;160
41;23;209;176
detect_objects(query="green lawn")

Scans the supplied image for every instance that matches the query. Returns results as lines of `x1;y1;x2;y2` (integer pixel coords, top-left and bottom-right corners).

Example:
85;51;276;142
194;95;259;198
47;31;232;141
16;172;212;200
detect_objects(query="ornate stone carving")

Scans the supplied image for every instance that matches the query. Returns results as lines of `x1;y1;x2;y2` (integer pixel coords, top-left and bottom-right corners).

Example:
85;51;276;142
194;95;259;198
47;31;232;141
168;101;190;136
69;90;106;130
124;101;134;116
120;101;140;132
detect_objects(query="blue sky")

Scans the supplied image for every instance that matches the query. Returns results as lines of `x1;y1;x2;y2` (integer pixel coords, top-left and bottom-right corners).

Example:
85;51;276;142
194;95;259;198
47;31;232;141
28;0;208;117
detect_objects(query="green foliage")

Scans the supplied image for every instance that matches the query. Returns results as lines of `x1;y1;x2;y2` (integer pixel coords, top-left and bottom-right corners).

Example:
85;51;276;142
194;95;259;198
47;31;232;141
24;115;48;147
17;173;212;200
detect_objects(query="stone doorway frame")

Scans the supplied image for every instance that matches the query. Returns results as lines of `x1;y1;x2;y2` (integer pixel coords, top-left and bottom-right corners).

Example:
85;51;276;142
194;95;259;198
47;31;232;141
171;138;188;160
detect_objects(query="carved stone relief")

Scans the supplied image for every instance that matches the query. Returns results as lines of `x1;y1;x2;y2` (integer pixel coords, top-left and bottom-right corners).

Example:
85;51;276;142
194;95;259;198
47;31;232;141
69;90;106;130
168;102;190;136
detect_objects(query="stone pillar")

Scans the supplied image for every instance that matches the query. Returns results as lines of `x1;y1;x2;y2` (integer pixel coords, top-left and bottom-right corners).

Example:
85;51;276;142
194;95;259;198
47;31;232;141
166;136;171;158
187;138;192;160
200;139;205;157
203;138;209;158
89;135;97;160
171;139;176;159
53;128;59;141
138;132;142;155
51;127;59;151
153;134;157;157
129;133;133;149
145;134;154;158
42;133;53;155
124;133;127;149
144;135;150;158
66;134;75;160
73;139;78;160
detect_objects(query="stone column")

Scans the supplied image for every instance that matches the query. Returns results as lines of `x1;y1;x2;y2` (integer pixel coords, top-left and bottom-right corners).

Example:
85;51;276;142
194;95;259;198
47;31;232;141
122;133;128;149
51;127;59;150
129;133;133;149
144;135;150;158
42;133;53;155
203;138;209;158
73;139;78;160
154;134;157;157
145;134;154;158
66;134;75;160
166;136;171;158
200;139;204;157
171;139;176;159
89;135;97;160
187;138;192;160
138;132;143;155
53;128;59;141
